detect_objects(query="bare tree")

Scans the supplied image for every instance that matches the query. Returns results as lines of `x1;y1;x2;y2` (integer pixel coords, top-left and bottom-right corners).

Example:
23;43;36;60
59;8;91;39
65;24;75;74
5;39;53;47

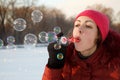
0;0;17;45
0;1;74;45
0;0;39;45
115;11;120;23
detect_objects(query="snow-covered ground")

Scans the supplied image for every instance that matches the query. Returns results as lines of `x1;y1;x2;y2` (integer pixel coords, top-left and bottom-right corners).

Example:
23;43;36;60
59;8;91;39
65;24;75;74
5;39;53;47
0;44;48;80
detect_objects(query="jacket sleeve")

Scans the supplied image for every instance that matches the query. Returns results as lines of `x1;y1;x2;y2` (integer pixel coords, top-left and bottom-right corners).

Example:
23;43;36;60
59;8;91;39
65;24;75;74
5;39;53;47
42;65;64;80
42;43;74;80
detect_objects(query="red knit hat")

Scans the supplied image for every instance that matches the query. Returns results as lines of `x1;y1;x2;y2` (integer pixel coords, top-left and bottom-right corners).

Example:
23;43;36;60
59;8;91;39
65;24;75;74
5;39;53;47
75;9;109;42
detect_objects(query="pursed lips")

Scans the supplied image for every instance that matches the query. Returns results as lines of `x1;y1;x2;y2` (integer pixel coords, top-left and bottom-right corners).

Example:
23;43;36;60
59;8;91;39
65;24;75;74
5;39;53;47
69;37;81;43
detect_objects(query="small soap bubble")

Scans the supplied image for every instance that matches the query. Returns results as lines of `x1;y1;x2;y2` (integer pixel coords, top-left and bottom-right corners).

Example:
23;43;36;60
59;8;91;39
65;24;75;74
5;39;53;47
60;36;68;45
47;32;57;43
38;31;47;43
57;53;64;60
6;43;16;49
53;26;61;34
54;43;61;50
0;39;4;48
7;36;15;44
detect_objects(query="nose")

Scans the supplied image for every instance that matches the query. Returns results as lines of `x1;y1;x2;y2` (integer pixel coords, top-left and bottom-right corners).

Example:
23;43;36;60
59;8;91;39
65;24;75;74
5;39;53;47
79;26;84;34
79;28;82;33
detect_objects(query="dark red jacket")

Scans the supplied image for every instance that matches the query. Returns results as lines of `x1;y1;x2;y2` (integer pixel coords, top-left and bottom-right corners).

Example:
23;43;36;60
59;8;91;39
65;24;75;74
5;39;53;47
42;30;120;80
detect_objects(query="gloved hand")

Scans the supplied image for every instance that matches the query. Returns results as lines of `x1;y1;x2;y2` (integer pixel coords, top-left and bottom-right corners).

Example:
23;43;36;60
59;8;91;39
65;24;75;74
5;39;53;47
47;32;67;69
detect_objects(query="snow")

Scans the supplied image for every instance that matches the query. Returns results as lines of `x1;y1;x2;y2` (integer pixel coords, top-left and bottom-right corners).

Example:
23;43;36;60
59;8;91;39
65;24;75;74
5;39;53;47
0;44;48;80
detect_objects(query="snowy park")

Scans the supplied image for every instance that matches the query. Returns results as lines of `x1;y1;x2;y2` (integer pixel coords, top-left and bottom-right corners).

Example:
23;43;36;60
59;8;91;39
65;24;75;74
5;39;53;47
0;44;48;80
0;0;120;80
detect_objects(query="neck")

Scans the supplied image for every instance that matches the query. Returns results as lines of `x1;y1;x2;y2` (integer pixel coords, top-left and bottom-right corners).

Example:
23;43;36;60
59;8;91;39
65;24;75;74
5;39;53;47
77;51;90;59
79;45;97;57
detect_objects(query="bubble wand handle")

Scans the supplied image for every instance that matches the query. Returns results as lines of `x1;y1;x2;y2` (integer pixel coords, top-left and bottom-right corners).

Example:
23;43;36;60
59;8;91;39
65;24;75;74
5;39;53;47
54;32;81;50
68;37;80;43
54;32;64;50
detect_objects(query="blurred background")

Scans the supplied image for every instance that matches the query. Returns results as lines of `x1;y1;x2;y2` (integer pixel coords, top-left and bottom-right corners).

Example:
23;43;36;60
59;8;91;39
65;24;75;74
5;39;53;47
0;0;120;46
0;0;120;80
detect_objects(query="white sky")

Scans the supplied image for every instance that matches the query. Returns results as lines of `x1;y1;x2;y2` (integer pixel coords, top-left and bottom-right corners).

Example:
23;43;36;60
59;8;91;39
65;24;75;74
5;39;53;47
36;0;120;18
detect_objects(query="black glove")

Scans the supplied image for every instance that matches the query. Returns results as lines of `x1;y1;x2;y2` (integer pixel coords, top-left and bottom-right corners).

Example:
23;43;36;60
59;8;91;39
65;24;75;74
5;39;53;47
47;32;67;69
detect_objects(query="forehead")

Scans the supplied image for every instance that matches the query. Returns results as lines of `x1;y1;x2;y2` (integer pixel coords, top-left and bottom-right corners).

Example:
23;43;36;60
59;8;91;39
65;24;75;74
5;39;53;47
75;16;96;25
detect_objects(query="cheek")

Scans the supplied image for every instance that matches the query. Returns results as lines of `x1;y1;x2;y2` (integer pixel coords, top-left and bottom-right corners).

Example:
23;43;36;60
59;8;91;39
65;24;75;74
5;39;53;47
86;37;95;45
72;28;79;37
83;32;97;44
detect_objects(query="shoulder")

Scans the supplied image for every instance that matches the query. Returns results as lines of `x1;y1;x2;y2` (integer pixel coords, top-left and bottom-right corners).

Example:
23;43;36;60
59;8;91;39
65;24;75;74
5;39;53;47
100;30;120;71
103;29;120;57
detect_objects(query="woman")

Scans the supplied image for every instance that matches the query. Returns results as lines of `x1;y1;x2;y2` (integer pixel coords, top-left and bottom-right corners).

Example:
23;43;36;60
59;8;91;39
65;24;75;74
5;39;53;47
42;9;120;80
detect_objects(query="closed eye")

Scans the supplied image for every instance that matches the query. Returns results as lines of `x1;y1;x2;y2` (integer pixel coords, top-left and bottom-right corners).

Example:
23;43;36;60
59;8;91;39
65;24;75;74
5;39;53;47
86;25;93;29
74;24;80;27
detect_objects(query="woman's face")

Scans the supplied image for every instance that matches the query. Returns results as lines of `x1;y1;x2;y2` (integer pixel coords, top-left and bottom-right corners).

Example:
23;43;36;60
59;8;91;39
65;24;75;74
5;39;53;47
73;16;98;56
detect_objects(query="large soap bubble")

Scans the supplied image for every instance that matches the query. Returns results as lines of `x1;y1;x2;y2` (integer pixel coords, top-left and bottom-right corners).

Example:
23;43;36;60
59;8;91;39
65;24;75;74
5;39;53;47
13;18;27;31
31;10;43;23
24;33;37;47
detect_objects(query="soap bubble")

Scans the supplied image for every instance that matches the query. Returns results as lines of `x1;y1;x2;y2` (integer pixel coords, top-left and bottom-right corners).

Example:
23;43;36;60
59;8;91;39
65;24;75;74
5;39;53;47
57;53;64;60
24;33;37;47
38;31;47;43
0;39;4;48
54;43;61;50
31;10;43;23
7;36;15;44
6;43;16;49
53;26;61;34
13;18;27;31
60;36;68;45
53;36;68;50
47;32;57;43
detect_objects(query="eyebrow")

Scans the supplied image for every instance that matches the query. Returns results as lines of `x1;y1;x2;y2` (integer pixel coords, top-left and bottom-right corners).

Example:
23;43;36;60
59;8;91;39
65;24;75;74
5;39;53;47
76;20;94;24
